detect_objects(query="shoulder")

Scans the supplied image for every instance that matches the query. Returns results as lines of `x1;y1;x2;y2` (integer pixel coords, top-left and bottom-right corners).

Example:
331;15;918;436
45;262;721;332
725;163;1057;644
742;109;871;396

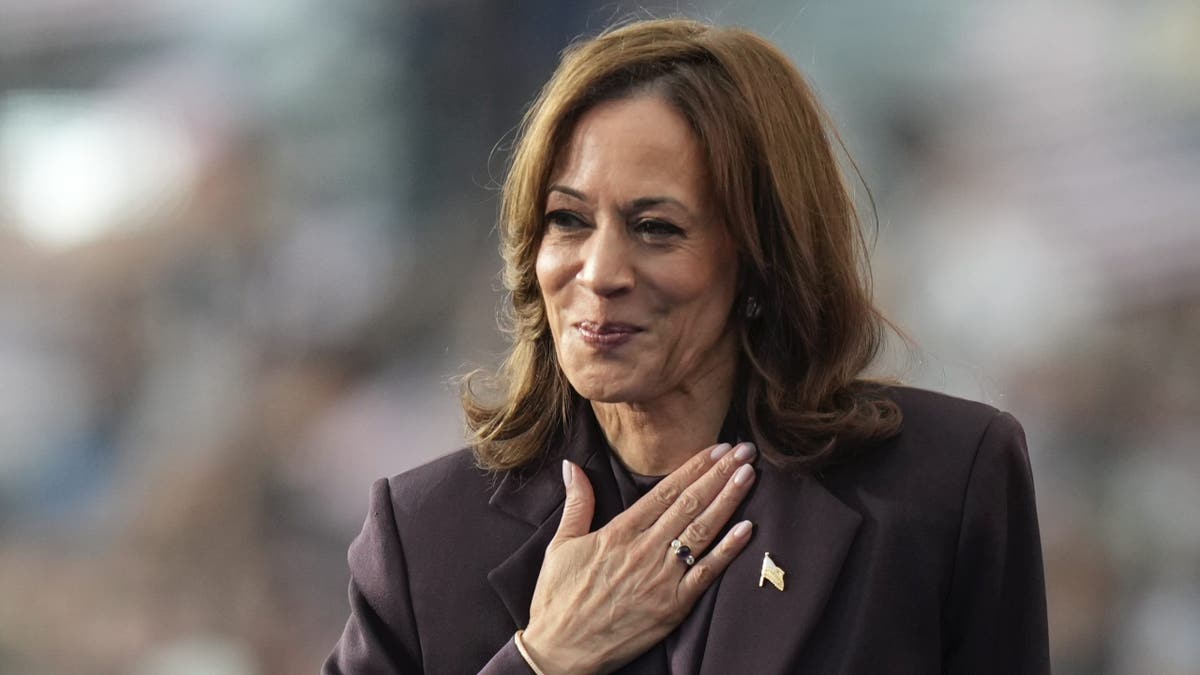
380;447;500;522
822;385;1027;507
883;385;1023;463
336;448;534;671
359;447;533;583
886;385;1003;437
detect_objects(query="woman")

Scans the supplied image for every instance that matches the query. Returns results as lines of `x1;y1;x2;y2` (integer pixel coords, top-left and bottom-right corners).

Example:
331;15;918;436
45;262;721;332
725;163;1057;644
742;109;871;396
326;18;1049;675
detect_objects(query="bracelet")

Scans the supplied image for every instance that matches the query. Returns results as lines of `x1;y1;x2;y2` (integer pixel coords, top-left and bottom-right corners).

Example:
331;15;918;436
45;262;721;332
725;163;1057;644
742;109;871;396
513;629;548;675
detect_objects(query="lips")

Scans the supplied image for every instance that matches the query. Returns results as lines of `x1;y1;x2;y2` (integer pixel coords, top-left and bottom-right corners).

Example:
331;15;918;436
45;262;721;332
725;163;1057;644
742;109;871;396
575;320;643;347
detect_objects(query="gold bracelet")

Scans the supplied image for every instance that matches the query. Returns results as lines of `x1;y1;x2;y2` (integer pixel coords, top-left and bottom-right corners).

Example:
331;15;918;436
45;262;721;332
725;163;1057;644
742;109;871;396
513;629;548;675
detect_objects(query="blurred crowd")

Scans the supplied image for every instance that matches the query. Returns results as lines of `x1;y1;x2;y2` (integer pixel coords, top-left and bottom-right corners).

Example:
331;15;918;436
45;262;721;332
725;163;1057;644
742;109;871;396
0;1;1197;673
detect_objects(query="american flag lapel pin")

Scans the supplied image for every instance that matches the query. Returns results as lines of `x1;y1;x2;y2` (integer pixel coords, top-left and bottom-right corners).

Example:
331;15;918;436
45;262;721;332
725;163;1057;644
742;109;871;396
759;552;785;591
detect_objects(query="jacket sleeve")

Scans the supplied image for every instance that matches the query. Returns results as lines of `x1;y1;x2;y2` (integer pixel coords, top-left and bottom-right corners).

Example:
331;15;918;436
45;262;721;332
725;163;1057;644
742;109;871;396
941;412;1051;675
323;478;535;675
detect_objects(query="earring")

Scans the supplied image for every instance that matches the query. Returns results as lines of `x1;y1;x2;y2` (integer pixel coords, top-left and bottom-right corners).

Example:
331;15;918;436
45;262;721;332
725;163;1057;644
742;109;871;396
745;296;762;319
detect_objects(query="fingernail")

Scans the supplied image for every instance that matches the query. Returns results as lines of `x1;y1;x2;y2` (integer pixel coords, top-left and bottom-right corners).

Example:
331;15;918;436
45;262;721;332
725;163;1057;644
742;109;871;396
733;464;755;486
731;520;753;539
562;460;574;488
733;442;757;462
709;443;733;461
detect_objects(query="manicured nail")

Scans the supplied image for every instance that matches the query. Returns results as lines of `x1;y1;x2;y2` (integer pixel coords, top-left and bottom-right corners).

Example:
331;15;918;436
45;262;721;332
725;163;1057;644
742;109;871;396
709;443;733;461
733;442;757;462
733;464;755;486
562;460;574;488
731;520;753;539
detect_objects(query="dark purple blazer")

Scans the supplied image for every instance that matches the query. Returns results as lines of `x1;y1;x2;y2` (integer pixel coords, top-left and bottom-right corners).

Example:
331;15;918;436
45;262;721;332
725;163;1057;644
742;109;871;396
324;387;1049;674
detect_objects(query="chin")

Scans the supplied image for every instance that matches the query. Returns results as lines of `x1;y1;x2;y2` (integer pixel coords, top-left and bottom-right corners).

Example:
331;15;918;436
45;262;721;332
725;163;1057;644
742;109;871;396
565;368;651;404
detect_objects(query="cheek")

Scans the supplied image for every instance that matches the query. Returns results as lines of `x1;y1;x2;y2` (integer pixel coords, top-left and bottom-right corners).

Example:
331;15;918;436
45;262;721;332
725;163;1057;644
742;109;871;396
534;247;550;286
667;256;738;340
669;253;737;312
536;239;578;297
534;248;556;304
535;245;568;330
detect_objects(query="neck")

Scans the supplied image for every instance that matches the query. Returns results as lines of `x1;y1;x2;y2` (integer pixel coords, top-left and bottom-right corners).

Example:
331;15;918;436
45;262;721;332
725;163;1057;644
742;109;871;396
591;362;736;476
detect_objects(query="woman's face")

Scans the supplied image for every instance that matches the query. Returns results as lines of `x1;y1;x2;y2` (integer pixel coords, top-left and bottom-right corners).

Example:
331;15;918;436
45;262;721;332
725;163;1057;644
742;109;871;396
536;94;740;405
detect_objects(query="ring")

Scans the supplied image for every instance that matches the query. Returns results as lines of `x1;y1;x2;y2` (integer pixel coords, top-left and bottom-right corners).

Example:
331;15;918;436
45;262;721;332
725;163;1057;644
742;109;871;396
670;538;696;566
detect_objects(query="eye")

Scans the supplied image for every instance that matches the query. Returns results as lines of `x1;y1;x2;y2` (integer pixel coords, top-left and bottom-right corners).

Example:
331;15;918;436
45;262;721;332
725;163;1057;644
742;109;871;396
544;210;588;231
634;218;685;239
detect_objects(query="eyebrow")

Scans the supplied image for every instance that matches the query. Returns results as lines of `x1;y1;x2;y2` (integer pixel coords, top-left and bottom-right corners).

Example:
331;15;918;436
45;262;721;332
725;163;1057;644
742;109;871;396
547;184;691;215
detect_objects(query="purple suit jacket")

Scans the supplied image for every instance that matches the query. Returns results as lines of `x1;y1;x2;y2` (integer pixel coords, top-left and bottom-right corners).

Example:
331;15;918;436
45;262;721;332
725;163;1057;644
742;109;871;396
324;387;1049;674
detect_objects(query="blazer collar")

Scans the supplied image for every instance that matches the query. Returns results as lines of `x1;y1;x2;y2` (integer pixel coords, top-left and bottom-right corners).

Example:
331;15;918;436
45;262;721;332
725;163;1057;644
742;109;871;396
486;399;619;626
485;398;617;528
486;404;862;670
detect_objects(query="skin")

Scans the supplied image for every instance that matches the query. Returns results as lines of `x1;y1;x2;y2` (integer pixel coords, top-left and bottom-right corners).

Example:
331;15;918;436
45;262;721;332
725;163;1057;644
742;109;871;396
522;95;757;674
536;94;741;476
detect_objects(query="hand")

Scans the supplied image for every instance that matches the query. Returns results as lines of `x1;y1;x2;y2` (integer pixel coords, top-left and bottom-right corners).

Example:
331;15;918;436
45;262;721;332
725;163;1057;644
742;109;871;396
521;442;758;674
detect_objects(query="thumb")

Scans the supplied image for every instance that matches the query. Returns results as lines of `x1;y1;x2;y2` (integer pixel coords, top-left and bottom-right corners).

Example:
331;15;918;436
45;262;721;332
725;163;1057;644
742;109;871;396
553;460;595;542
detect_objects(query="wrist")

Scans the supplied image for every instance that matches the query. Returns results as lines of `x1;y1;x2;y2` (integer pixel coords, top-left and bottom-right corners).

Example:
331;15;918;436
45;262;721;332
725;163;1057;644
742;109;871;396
519;625;596;675
514;630;548;675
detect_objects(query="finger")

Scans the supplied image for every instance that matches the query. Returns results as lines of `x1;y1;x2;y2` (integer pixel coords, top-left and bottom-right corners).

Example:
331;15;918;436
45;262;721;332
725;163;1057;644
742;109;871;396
619;442;733;530
679;520;754;600
552;460;595;543
673;462;757;554
648;442;757;543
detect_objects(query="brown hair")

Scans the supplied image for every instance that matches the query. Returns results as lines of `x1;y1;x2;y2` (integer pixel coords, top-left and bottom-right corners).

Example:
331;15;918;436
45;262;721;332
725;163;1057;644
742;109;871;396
463;18;901;473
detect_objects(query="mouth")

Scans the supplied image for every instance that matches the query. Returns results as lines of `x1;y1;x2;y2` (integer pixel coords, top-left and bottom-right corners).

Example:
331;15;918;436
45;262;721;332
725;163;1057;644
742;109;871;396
574;320;643;348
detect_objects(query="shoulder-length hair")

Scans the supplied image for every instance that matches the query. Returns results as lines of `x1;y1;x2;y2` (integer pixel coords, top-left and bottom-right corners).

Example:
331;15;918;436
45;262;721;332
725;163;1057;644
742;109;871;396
463;18;901;473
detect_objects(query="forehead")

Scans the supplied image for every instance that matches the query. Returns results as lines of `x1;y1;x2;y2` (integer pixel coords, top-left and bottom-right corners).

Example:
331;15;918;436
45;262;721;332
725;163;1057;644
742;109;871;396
549;95;710;197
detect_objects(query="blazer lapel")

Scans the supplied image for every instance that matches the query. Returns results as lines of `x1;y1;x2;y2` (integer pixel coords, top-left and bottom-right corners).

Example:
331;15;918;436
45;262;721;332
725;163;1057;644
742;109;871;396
486;403;619;627
699;463;862;674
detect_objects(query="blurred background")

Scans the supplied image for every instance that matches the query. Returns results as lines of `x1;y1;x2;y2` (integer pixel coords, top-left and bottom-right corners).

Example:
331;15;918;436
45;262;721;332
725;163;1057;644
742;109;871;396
0;0;1197;673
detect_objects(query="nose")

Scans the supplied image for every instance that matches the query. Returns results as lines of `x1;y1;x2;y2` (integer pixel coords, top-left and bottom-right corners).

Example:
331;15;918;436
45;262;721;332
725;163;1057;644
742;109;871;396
577;220;634;298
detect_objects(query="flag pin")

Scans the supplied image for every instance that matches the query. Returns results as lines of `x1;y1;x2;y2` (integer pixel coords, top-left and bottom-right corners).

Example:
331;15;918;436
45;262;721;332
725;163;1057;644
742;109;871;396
759;552;785;591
